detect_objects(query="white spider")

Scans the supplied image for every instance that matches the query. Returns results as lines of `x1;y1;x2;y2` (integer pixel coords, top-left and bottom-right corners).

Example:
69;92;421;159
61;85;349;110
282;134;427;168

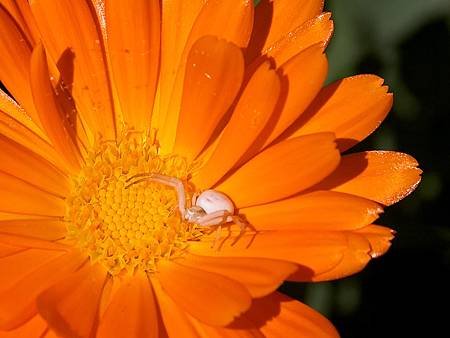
125;173;245;234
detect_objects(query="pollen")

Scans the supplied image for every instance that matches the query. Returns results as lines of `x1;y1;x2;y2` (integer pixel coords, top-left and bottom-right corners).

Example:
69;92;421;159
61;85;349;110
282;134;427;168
64;131;201;275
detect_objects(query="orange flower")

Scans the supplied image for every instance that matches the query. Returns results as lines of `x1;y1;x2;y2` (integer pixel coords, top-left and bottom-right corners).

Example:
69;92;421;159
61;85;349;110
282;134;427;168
0;1;421;337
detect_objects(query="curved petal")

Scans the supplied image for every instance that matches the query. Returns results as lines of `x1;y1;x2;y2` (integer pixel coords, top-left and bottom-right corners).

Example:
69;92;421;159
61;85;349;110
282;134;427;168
0;219;66;241
157;260;251;326
217;133;340;207
30;44;83;171
0;249;64;293
309;232;373;281
0;135;69;197
0;0;39;44
0;109;69;174
0;5;39;125
180;254;297;298
187;313;264;338
154;0;205;134
239;292;339;338
0;234;68;252
188;0;254;49
0;251;84;330
242;191;382;231
288;225;394;282
172;37;244;159
151;278;200;338
310;151;422;206
0;212;55;222
158;0;253;152
261;44;328;147
42;328;58;338
284;75;393;152
246;0;323;62
354;224;395;258
105;0;160;131
36;263;107;338
0;242;24;258
0;314;47;338
190;231;347;278
30;0;116;139
0;172;65;217
193;61;280;189
0;89;48;143
264;13;334;66
97;273;159;338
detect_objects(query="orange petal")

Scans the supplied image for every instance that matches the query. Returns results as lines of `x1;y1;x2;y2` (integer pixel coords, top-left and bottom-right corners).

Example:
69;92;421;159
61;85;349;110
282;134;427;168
154;282;264;338
188;0;254;49
187;313;264;338
262;44;328;147
193;61;280;188
30;0;116;139
42;328;58;338
172;37;244;159
0;109;69;174
30;44;83;171
0;251;84;330
285;74;393;152
242;191;382;231
0;5;40;125
240;292;339;338
0;234;69;252
0;242;24;258
0;135;69;197
0;219;66;241
264;13;334;66
0;0;39;44
217;133;340;207
0;212;58;222
309;232;373;281
97;273;159;338
157;260;251;326
154;0;205;133
190;231;347;278
311;151;422;206
246;0;323;62
0;249;64;293
290;226;394;282
180;254;296;298
354;224;395;258
37;263;107;338
158;0;253;152
0;172;65;217
105;0;159;131
0;88;47;142
151;278;200;338
0;314;47;338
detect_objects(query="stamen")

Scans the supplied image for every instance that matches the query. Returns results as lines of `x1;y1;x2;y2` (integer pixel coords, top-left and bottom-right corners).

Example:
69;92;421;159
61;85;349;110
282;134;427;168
64;131;202;275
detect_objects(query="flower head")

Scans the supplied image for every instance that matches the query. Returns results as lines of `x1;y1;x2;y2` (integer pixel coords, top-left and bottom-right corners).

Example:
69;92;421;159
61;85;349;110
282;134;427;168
0;0;421;337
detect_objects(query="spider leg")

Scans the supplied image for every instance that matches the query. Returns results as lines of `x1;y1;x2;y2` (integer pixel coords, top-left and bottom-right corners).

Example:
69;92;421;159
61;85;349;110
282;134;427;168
230;215;246;233
126;173;187;217
192;191;200;206
196;210;230;226
212;224;222;249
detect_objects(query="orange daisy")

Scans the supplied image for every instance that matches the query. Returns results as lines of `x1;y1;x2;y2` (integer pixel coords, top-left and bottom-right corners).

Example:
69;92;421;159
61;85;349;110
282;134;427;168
0;0;421;337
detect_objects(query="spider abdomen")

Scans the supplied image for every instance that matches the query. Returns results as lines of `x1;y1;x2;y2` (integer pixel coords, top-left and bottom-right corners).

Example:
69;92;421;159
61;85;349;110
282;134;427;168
195;190;235;214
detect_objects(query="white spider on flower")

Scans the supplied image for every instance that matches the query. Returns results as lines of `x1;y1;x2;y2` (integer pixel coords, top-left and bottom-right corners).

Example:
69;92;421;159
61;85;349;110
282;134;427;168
125;173;246;238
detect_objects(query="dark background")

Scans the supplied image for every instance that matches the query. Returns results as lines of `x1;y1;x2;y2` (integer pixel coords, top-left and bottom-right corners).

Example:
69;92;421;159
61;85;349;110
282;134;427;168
281;1;450;337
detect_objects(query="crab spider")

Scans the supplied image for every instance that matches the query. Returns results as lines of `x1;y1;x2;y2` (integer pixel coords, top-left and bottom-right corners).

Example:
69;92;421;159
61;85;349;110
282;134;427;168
125;173;246;232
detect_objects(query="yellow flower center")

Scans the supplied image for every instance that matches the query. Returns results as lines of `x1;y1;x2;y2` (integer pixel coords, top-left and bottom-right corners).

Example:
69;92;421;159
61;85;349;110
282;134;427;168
64;132;202;275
